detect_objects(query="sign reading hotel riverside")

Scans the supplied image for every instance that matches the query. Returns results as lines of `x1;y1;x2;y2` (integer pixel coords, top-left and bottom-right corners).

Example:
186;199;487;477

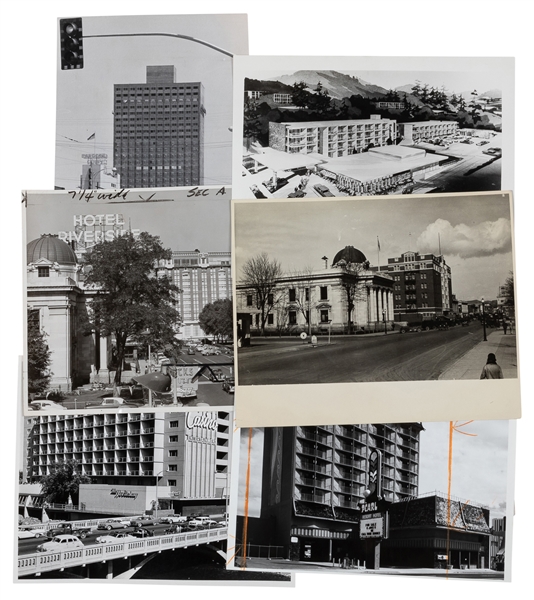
110;489;139;500
58;214;141;246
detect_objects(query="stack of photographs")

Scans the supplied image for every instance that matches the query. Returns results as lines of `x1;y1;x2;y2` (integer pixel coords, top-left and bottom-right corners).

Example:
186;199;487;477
15;13;519;591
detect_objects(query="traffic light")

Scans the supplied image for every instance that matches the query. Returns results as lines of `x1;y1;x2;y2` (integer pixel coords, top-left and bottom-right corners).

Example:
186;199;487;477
59;18;84;70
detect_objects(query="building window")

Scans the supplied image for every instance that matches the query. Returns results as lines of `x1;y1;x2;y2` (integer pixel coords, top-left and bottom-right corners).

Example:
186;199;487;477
267;314;274;325
289;311;297;325
320;286;328;300
168;465;178;472
320;310;329;323
168;450;178;457
38;267;50;277
289;288;296;302
267;293;273;305
169;435;178;442
246;294;253;307
167;479;177;486
169;421;179;428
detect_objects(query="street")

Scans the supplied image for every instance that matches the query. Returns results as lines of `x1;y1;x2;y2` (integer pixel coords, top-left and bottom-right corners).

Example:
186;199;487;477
238;322;486;385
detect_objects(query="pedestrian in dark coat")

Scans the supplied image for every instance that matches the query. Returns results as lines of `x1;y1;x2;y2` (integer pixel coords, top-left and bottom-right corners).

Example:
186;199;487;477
480;353;503;379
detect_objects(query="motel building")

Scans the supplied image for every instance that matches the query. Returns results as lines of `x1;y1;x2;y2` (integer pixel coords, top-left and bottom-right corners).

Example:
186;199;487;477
19;411;231;521
236;246;394;340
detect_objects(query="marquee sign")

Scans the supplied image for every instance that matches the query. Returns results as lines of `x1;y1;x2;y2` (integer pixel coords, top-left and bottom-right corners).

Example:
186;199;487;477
367;449;382;502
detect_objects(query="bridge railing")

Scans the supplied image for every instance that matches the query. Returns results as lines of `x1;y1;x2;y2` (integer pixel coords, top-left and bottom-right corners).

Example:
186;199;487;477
18;526;227;577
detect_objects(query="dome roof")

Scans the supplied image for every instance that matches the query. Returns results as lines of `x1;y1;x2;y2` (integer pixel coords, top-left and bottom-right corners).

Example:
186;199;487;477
332;245;367;266
27;234;77;265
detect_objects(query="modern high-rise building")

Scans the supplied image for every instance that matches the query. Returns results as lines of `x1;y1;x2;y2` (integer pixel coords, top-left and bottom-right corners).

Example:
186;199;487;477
168;250;232;340
375;251;453;319
113;66;205;188
398;120;459;144
21;411;231;517
240;423;422;562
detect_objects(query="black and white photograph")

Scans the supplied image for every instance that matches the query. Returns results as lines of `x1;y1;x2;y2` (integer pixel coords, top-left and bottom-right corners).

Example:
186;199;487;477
25;188;235;415
16;405;291;584
230;419;513;580
233;191;520;426
232;56;513;201
55;14;248;191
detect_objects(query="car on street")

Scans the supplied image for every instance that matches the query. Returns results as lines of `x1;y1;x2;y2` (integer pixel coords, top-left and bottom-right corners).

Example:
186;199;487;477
209;368;225;382
288;189;306;198
130;515;156;527
482;147;502;157
187;347;195;355
313;184;335;197
262;177;289;193
222;377;235;394
130;527;154;538
188;516;219;528
36;534;84;552
96;531;137;544
164;524;185;535
18;526;48;539
396;321;422;334
159;515;188;524
97;518;129;531
29;400;68;411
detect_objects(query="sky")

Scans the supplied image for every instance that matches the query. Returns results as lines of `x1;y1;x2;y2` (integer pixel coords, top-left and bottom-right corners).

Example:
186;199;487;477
253;67;507;98
55;14;248;190
234;192;514;301
419;420;510;519
25;190;231;254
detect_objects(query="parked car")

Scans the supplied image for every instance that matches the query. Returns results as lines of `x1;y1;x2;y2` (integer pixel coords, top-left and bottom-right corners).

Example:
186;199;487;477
87;397;144;408
288;189;306;198
96;531;137;544
250;184;267;199
313;184;335;197
29;400;67;411
187;347;195;355
222;377;235;394
97;518;129;531
36;534;84;552
130;515;156;527
262;177;289;193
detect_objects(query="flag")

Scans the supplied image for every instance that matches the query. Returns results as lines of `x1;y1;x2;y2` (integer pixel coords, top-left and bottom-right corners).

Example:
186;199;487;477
377;236;381;251
87;133;95;141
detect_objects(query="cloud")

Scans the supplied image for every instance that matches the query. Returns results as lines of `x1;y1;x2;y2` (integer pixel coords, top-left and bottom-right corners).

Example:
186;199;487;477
417;218;512;259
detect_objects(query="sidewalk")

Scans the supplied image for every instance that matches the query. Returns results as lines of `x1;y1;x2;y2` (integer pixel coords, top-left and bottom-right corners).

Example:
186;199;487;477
438;330;517;380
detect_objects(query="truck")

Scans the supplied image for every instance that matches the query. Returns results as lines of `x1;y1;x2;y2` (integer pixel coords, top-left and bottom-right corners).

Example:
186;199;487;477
46;522;92;540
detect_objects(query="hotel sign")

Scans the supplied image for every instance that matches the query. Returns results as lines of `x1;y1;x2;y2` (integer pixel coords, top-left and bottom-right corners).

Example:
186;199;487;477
110;489;138;500
58;214;140;246
360;513;385;539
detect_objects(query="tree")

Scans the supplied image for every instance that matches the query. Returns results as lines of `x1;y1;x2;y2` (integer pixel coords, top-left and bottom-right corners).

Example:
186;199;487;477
288;267;315;334
199;298;233;342
501;273;515;308
240;252;283;335
39;460;91;504
291;81;312;108
27;309;52;394
335;259;370;334
83;231;181;386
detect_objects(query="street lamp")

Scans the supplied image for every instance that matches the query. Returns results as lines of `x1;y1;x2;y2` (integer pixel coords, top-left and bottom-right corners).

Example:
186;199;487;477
481;297;487;342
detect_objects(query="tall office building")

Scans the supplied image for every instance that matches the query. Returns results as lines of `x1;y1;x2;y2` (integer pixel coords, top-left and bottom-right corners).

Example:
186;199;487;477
113;66;205;188
170;250;232;339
